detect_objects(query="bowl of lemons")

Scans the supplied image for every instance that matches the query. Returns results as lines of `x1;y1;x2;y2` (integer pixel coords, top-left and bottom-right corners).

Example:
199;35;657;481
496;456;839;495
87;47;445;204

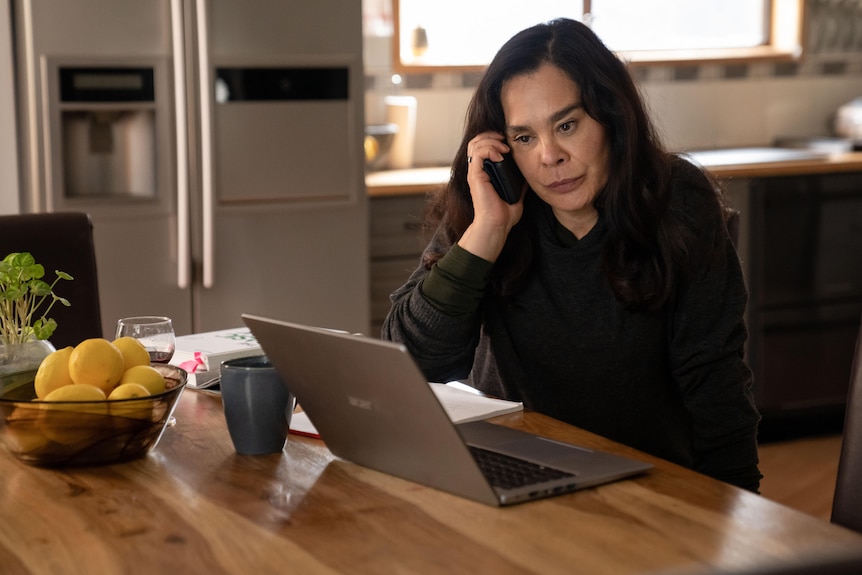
0;336;187;466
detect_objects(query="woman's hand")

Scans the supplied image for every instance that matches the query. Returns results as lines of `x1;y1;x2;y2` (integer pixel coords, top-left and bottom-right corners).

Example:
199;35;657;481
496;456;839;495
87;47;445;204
460;132;525;262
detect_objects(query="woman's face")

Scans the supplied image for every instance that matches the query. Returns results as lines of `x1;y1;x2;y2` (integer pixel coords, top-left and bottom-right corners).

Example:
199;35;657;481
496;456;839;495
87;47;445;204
501;63;610;232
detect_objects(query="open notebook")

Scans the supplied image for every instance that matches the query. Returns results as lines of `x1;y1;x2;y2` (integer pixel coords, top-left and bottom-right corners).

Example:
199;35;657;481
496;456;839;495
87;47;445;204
243;314;651;506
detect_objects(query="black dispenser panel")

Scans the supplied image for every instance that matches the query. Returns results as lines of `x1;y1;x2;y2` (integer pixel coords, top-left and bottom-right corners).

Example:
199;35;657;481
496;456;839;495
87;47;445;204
215;67;349;102
60;67;155;103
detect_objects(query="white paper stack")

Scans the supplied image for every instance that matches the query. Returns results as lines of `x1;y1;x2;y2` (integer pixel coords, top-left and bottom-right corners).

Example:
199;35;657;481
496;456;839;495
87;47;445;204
170;327;263;389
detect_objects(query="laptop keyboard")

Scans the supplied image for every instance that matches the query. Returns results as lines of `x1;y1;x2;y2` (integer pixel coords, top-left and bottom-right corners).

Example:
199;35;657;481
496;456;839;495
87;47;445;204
468;446;576;490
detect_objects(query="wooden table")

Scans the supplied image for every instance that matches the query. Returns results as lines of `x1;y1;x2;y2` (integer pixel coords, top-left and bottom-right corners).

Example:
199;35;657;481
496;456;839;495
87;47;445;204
1;390;861;574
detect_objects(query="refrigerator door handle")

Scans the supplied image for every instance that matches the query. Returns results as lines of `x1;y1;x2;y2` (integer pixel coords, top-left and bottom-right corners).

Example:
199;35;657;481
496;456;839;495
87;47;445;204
20;0;43;212
196;0;215;289
171;0;191;289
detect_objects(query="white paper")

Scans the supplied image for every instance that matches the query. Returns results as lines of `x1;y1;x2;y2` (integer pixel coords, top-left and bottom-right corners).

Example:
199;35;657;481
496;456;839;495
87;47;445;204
429;383;523;424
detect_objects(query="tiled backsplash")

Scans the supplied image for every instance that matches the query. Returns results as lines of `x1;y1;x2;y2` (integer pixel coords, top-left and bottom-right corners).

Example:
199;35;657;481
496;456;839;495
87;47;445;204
363;0;862;166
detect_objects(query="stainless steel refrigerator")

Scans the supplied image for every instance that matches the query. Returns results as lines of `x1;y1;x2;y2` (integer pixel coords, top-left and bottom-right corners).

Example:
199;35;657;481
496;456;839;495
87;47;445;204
10;0;370;337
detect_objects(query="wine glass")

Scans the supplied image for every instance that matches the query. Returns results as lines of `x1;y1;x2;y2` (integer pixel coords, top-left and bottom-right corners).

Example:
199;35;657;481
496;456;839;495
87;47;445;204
116;316;176;364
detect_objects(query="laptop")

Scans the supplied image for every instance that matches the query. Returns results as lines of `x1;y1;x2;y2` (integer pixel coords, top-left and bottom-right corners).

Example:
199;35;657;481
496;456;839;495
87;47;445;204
242;314;652;506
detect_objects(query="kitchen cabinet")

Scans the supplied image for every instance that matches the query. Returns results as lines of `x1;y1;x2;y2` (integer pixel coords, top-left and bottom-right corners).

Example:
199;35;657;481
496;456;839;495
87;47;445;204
369;194;429;336
723;172;862;429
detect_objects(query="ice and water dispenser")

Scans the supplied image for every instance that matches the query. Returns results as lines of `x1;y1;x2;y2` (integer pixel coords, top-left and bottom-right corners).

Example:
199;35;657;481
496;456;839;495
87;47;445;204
50;65;162;202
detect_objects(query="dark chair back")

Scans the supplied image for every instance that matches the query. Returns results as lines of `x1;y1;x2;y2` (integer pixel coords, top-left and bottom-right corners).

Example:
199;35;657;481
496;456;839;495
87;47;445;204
0;212;102;348
831;312;862;533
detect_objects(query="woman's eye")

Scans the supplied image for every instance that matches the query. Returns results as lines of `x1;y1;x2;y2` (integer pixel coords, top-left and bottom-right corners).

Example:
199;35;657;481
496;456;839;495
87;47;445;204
513;135;531;144
559;120;575;133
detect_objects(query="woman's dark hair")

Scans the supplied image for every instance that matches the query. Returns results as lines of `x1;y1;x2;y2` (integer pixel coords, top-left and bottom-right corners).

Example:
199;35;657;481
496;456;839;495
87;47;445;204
424;18;718;309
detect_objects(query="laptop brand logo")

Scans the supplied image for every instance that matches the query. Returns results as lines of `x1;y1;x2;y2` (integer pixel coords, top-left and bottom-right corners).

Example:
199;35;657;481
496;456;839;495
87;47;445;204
348;396;373;410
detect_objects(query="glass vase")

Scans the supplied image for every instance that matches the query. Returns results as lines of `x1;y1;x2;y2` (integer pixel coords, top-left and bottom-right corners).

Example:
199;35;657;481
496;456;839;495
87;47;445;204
0;339;55;397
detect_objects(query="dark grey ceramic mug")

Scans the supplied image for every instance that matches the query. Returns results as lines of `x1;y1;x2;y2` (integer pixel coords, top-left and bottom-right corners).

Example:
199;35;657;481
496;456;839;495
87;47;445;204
220;355;294;455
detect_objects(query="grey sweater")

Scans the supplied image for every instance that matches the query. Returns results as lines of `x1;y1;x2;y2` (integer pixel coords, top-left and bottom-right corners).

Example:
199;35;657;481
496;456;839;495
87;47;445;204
382;160;762;492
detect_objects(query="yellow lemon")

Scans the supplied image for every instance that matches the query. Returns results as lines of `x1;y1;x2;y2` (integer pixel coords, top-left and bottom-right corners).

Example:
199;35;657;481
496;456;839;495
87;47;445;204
108;383;152;420
68;338;125;394
41;383;107;409
108;382;150;400
111;336;151;371
5;406;51;454
39;384;107;444
34;346;75;399
119;365;166;395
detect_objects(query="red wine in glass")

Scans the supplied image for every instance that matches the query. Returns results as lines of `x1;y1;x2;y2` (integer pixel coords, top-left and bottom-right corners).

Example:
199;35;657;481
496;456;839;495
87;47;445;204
149;349;175;364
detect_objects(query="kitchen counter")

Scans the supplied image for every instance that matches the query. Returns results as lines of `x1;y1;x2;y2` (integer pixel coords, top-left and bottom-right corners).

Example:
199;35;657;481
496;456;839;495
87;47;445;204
366;166;452;197
366;149;862;197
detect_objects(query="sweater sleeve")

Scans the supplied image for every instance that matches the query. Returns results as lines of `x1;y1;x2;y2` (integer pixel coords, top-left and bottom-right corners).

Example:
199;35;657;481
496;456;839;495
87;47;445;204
669;163;762;492
421;244;494;317
381;228;491;383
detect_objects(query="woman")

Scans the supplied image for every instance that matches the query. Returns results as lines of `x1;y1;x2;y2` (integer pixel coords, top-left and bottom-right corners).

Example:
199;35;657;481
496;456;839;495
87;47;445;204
382;18;762;492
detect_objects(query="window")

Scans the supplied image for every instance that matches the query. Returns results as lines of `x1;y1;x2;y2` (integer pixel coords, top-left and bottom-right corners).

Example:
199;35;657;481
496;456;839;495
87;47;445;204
589;0;767;51
395;0;580;68
392;0;804;71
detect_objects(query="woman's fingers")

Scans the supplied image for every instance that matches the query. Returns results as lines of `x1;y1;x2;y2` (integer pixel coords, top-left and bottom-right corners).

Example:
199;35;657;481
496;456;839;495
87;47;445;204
466;132;509;167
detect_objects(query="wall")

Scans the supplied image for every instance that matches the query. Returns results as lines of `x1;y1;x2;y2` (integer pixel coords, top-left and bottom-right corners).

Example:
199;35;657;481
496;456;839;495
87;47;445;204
363;0;862;168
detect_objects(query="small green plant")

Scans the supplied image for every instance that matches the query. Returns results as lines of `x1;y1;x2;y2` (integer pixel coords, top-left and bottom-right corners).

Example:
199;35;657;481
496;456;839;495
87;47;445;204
0;252;73;346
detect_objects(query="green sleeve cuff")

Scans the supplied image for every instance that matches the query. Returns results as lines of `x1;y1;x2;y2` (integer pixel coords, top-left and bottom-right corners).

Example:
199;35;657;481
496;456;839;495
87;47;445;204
420;244;493;316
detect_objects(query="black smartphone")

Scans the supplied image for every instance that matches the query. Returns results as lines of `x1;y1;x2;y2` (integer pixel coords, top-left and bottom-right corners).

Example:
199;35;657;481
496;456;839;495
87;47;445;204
483;155;524;204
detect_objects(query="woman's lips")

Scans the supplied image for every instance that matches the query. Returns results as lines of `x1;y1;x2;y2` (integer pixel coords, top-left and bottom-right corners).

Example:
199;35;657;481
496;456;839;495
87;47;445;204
546;176;584;193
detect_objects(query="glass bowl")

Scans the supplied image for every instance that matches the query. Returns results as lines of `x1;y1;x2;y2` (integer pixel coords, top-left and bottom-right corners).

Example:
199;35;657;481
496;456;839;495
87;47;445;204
0;363;187;467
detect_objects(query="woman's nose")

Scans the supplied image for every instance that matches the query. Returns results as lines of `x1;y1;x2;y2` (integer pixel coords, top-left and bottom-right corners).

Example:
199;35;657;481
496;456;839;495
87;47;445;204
539;139;566;166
